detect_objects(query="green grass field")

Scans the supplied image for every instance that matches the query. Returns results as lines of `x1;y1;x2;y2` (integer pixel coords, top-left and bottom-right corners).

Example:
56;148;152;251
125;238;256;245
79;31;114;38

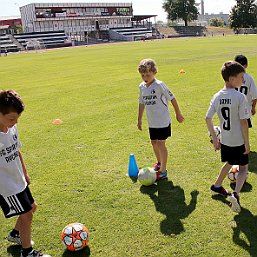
1;35;257;257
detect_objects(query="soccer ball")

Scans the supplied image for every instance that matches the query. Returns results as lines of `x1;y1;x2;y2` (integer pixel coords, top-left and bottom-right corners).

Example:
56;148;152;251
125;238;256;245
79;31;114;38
61;223;89;251
228;165;239;183
208;126;221;143
138;167;157;186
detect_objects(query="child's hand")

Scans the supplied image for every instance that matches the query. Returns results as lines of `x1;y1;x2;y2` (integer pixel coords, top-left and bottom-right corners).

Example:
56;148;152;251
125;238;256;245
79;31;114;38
176;113;184;123
244;143;250;154
212;137;220;151
137;121;142;130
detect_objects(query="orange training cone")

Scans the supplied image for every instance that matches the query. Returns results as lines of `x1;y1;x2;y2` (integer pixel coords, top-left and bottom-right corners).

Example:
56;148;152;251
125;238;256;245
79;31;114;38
52;119;63;124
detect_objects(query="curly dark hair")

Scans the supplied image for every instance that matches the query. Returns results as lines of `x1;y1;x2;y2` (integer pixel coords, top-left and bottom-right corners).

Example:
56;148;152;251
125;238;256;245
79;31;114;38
0;90;25;115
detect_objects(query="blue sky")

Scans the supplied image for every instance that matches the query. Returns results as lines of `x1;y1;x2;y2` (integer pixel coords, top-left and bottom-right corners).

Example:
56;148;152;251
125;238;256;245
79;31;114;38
0;0;236;20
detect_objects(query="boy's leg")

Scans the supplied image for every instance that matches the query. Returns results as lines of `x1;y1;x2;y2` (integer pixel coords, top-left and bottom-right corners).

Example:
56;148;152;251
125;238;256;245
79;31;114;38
19;210;33;249
214;162;232;187
151;140;161;164
229;165;247;213
235;164;248;194
8;202;37;245
210;162;231;197
155;140;168;180
157;140;168;172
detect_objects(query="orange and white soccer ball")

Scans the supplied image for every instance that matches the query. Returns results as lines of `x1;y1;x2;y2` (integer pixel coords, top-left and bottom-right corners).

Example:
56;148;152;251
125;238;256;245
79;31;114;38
61;223;89;251
228;165;239;183
228;165;249;183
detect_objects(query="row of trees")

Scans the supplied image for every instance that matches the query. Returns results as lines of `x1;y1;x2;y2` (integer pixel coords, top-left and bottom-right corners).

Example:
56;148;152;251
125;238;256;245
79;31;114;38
162;0;257;29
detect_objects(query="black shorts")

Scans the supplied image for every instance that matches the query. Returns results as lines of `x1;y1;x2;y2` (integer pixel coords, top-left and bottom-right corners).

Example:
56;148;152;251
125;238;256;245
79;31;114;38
221;144;248;166
0;186;34;218
149;124;171;140
247;118;252;128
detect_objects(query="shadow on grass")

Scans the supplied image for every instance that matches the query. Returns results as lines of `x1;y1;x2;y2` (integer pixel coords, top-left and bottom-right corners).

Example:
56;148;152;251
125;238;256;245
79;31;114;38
229;181;253;192
6;245;90;257
140;180;198;236
7;245;21;257
211;194;230;206
233;207;257;257
249;151;257;173
62;246;90;256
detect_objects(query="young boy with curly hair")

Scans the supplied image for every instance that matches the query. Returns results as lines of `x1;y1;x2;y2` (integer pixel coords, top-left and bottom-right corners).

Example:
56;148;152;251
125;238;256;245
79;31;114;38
137;59;184;180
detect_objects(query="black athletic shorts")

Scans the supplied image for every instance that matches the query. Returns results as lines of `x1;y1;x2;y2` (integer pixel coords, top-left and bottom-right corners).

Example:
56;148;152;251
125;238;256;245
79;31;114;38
221;144;248;166
0;186;34;218
247;118;252;128
149;124;171;140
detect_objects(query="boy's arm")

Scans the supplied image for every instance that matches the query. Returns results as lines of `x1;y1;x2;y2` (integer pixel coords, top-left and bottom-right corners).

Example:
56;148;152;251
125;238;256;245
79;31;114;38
19;151;31;185
206;117;220;151
240;119;250;154
251;99;257;115
137;103;145;130
171;98;184;123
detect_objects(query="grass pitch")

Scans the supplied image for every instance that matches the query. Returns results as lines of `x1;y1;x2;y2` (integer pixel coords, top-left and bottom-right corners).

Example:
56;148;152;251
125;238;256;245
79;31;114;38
1;35;257;257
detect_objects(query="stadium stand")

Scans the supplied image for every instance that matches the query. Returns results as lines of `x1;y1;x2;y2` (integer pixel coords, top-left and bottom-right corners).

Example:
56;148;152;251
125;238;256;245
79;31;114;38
13;31;72;50
0;30;72;53
0;34;19;53
109;27;153;41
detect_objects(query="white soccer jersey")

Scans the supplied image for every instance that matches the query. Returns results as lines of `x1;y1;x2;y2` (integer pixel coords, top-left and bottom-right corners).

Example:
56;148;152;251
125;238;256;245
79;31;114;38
0;125;27;197
139;79;175;128
206;88;250;147
237;73;257;109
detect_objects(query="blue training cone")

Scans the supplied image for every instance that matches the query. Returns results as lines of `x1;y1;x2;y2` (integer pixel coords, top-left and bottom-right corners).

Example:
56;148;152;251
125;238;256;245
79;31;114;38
128;153;139;177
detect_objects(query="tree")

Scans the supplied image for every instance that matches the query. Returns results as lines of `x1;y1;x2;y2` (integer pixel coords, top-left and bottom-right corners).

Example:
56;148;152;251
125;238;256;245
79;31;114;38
163;0;198;26
209;18;225;27
230;0;257;29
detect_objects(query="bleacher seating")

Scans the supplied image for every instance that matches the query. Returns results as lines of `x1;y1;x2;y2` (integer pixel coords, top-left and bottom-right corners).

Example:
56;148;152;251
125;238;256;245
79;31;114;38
13;31;72;49
109;27;153;41
0;35;19;53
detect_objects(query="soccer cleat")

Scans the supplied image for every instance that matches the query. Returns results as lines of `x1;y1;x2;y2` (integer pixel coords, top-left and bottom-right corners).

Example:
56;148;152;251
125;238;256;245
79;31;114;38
156;170;168;181
229;192;241;213
21;249;52;257
152;162;161;171
8;232;35;246
7;233;22;245
210;185;230;197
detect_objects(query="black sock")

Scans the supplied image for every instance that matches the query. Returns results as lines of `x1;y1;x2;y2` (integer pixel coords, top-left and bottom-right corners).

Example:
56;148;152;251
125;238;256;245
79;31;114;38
10;229;19;237
22;247;33;257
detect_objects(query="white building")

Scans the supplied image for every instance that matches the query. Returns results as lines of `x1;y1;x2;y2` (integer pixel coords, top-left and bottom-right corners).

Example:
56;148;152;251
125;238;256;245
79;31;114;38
20;2;134;40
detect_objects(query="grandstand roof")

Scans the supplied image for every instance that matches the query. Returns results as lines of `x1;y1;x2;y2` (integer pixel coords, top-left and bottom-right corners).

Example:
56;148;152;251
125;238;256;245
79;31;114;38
0;16;21;20
132;15;157;21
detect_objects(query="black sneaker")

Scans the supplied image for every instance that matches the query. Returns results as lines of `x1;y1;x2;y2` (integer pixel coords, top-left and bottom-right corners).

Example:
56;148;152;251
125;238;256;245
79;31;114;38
7;232;34;245
210;184;230;197
21;249;52;257
229;192;241;213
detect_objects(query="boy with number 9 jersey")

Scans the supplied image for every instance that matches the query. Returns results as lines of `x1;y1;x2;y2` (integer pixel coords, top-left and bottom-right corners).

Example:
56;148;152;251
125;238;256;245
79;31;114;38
206;61;250;213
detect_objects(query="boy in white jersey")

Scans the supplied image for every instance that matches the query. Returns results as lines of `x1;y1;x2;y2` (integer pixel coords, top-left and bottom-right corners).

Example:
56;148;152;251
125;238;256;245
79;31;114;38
206;61;250;213
0;90;51;257
137;59;184;180
234;54;257;127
